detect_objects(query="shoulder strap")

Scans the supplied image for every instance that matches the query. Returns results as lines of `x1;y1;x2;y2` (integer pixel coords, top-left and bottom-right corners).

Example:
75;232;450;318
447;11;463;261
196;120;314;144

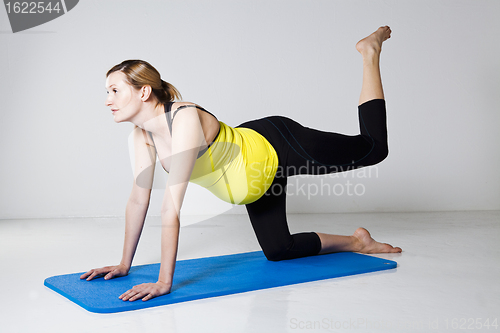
162;102;221;159
171;104;218;122
164;102;175;135
164;102;217;135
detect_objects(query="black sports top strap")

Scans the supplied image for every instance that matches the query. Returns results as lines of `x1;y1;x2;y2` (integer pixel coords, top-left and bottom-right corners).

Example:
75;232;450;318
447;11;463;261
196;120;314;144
170;103;218;122
146;102;220;159
165;102;218;134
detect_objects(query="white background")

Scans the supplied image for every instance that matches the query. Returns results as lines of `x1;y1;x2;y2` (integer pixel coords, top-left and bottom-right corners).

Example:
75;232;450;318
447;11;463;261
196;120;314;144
1;0;499;219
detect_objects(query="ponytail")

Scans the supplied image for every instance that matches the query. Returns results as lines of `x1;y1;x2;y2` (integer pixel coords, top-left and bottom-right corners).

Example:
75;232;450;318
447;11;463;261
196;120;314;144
160;79;182;102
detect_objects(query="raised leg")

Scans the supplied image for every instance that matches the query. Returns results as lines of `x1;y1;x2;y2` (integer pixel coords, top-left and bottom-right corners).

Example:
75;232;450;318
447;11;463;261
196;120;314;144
317;26;401;255
242;27;401;260
356;26;391;106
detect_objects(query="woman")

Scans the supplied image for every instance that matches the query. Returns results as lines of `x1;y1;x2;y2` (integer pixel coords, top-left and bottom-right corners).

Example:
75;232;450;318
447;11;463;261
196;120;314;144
81;26;402;302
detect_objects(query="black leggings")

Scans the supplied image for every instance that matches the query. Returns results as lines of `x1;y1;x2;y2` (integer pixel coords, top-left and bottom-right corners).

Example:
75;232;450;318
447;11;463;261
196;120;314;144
235;99;388;261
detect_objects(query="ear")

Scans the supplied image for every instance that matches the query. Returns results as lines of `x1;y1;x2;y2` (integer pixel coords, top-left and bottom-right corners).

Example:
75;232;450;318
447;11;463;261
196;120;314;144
140;85;154;102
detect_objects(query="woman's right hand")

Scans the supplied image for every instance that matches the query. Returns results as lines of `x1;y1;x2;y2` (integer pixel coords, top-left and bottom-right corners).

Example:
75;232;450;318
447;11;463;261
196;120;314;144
79;263;129;281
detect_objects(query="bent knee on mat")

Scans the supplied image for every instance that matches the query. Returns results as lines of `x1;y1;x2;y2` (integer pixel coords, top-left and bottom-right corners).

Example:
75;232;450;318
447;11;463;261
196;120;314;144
263;247;291;262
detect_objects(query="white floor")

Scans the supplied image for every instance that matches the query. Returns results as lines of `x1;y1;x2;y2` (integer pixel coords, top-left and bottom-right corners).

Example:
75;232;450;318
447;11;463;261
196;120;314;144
1;211;499;333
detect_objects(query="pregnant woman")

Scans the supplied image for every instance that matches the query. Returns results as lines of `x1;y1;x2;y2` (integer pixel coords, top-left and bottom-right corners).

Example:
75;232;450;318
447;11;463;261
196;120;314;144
81;26;402;302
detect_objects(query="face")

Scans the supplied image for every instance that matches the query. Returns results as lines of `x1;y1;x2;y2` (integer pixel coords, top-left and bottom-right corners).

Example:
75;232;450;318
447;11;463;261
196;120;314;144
105;71;142;123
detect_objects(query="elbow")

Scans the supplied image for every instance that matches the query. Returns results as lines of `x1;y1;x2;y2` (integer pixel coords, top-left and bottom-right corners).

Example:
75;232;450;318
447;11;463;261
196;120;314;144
129;185;152;207
128;194;150;207
160;206;180;221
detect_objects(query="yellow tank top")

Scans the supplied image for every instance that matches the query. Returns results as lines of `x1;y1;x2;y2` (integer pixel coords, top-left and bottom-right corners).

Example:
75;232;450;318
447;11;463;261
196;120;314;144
189;121;279;205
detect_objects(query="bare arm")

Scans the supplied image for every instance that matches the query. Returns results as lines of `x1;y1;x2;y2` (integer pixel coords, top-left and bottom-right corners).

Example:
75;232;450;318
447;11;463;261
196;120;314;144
158;106;206;286
120;200;149;270
118;105;207;302
81;125;156;281
121;126;157;269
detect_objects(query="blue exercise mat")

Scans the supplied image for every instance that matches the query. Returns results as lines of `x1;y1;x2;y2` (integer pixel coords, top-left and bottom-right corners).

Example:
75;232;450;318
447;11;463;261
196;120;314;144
44;251;397;313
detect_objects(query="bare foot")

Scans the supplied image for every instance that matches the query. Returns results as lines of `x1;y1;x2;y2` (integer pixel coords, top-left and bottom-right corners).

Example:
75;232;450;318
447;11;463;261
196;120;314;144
353;227;402;254
356;26;392;57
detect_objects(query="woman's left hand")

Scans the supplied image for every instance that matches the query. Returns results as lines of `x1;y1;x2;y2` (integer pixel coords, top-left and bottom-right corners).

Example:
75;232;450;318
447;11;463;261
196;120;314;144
119;281;172;302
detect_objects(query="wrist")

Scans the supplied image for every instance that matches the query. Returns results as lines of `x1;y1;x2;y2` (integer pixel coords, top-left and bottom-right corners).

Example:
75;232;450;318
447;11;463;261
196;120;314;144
119;262;131;271
158;274;173;285
157;280;172;292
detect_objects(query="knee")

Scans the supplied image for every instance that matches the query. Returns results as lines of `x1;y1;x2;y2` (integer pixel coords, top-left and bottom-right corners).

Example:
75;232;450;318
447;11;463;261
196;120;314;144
260;232;322;261
374;142;389;163
367;141;388;165
262;247;289;262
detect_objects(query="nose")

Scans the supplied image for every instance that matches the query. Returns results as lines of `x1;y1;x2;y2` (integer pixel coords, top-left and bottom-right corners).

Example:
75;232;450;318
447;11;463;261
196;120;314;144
105;94;112;107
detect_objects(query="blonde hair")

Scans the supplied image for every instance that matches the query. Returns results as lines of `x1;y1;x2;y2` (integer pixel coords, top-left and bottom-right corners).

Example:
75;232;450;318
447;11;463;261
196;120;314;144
106;60;182;107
